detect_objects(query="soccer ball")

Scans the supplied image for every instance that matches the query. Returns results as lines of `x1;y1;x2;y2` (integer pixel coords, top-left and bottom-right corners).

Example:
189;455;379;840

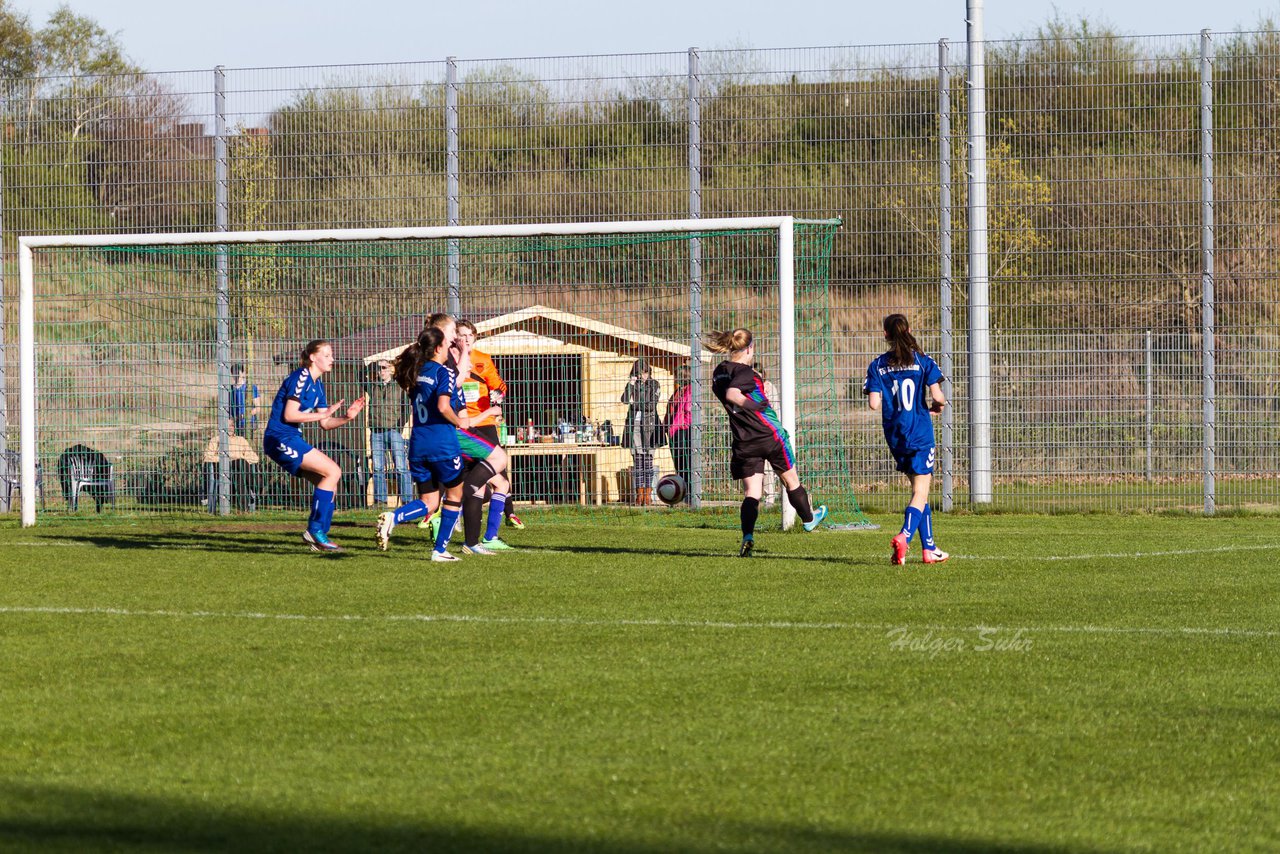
654;473;687;506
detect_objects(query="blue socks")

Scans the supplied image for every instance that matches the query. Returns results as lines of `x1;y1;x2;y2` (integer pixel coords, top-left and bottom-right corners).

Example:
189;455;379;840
900;505;923;543
309;489;335;535
319;491;336;534
394;500;428;524
920;505;936;550
485;493;507;541
435;504;461;552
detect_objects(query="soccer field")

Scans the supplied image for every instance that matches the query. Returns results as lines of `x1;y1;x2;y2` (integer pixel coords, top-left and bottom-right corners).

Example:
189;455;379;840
0;513;1277;852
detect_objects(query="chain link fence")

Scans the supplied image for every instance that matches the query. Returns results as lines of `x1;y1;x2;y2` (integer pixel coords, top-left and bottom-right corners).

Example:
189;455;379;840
3;31;1278;515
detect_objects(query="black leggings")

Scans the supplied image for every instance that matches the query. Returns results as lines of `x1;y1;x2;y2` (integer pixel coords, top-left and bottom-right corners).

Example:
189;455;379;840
632;451;655;494
670;430;692;494
472;423;515;519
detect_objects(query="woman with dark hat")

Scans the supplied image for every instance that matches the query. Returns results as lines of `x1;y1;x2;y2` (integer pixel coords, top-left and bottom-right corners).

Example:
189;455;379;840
621;359;663;505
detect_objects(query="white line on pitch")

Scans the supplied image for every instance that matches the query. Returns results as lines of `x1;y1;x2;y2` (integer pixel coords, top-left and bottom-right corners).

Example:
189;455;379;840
961;543;1278;562
0;605;1276;640
6;541;86;547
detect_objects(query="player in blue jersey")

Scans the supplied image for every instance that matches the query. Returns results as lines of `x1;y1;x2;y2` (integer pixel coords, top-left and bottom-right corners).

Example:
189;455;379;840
708;327;827;558
263;339;366;552
864;313;950;566
374;318;481;562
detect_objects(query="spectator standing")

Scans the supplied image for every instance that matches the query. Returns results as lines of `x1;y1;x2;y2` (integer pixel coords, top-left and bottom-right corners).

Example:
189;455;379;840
622;359;663;505
229;363;260;437
665;364;693;502
365;360;413;506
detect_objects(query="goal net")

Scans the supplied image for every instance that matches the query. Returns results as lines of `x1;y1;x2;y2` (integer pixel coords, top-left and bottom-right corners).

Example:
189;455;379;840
17;217;872;529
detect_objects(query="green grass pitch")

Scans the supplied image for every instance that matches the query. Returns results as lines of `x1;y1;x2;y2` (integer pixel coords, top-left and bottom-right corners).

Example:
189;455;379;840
0;512;1277;853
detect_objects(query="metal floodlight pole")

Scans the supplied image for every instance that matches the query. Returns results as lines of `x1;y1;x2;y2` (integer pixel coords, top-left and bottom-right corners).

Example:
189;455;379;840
938;38;955;513
0;90;7;511
446;57;461;316
966;0;993;504
688;46;704;510
214;66;232;516
1200;29;1216;516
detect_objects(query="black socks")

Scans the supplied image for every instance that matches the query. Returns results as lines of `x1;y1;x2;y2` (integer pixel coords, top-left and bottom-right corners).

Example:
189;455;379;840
786;485;814;524
741;496;760;537
463;461;496;546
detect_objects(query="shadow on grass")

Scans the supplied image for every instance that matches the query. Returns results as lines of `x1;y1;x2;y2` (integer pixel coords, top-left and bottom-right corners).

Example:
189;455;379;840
21;517;882;567
532;541;881;567
0;782;1106;853
28;529;883;567
43;529;356;558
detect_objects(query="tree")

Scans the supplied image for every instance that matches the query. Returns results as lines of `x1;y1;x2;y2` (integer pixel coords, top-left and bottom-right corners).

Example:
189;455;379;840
0;1;36;79
884;117;1054;297
2;5;209;235
7;4;140;143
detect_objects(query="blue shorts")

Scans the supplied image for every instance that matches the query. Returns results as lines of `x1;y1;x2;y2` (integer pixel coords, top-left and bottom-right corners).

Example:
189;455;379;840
894;446;936;476
264;433;314;476
410;454;465;488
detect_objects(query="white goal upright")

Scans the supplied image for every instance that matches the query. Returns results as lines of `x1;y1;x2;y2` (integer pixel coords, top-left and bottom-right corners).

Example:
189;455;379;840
19;217;849;529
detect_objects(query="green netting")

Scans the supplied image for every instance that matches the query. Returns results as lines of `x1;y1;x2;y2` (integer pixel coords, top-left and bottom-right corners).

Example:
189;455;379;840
103;229;779;260
27;222;872;529
794;223;877;530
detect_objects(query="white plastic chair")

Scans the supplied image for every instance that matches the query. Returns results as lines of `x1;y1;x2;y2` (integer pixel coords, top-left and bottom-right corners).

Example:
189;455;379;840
65;452;114;512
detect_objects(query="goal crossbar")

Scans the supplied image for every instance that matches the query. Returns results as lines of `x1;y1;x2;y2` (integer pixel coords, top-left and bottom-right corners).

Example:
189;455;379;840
19;216;836;527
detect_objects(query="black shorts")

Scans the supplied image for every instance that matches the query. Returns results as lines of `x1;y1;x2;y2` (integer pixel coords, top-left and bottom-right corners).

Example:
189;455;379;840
730;438;795;480
472;423;500;445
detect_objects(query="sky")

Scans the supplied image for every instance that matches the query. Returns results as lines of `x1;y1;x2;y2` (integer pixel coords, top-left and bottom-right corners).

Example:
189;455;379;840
13;0;1280;71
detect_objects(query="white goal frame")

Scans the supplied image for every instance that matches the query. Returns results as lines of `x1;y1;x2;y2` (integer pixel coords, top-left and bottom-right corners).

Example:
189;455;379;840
19;216;815;528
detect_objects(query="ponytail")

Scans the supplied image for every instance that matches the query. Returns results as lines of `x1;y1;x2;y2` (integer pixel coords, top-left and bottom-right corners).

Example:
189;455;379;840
883;313;922;368
704;328;753;354
299;339;330;368
394;327;445;392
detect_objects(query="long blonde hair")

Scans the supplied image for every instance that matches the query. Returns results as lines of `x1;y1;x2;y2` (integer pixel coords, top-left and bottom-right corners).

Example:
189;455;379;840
704;328;752;354
426;312;454;332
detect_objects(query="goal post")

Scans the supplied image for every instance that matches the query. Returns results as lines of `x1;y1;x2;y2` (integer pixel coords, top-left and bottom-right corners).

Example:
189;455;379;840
18;216;852;528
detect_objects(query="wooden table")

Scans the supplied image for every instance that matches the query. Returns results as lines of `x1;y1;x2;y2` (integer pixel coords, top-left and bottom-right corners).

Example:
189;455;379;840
505;442;615;506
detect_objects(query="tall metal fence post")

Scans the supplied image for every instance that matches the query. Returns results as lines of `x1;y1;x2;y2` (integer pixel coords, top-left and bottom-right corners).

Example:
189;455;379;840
688;46;703;510
0;100;8;512
214;66;232;516
966;0;993;504
938;38;954;512
1200;30;1216;516
1152;330;1162;483
446;56;461;316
